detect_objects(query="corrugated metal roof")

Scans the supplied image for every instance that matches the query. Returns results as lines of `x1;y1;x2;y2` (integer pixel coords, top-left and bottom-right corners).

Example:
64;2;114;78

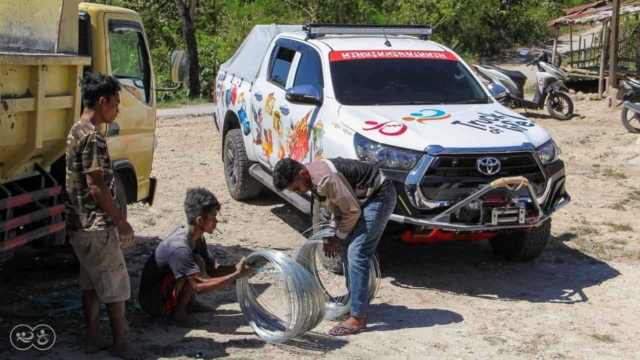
548;1;640;27
561;0;606;16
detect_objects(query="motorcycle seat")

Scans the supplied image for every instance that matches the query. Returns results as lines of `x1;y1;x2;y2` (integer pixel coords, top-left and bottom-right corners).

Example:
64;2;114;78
486;65;528;82
486;65;528;95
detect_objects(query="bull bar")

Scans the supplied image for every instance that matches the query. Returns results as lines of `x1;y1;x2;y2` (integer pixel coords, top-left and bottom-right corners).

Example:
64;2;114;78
390;176;571;231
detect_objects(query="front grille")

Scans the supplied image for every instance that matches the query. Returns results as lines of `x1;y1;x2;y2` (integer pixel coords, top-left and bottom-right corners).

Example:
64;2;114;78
427;154;539;177
421;153;545;201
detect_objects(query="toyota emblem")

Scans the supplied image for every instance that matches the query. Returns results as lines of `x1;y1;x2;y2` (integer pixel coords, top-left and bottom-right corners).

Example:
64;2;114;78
476;157;501;176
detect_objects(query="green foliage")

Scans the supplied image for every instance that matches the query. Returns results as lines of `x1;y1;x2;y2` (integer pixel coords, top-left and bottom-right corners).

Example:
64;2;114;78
93;0;592;104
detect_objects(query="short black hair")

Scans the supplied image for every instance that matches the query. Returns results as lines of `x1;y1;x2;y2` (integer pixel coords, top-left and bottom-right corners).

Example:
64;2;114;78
81;72;121;109
273;158;305;191
184;187;221;225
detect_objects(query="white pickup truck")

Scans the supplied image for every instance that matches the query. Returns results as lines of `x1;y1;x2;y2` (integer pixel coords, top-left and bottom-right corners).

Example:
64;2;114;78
213;24;570;262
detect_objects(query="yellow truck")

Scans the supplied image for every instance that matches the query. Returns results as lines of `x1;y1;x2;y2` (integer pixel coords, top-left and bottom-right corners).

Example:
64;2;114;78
0;0;186;262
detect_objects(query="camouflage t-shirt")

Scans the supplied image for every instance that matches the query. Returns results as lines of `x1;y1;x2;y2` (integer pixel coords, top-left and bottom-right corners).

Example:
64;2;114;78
65;119;117;231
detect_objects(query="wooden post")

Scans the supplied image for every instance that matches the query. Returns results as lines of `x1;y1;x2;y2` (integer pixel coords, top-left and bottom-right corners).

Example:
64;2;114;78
609;0;621;103
636;18;640;71
583;38;587;66
552;27;560;64
599;20;609;96
569;27;574;66
590;33;595;66
578;35;583;67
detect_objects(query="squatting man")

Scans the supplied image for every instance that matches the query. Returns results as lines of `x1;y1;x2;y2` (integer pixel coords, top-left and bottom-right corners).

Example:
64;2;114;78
138;188;254;327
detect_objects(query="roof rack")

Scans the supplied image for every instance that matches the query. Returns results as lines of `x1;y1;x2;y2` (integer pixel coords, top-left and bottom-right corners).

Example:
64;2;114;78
303;23;433;40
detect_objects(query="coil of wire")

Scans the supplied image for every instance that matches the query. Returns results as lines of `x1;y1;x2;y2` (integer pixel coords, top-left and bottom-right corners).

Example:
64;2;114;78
236;249;326;344
293;227;382;321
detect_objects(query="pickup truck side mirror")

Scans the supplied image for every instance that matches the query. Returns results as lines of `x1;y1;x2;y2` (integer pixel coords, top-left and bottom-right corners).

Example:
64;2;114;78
487;83;508;101
170;49;189;83
285;85;323;106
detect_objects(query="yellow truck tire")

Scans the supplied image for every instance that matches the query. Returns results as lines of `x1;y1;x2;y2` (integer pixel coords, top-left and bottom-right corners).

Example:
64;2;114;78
115;174;128;220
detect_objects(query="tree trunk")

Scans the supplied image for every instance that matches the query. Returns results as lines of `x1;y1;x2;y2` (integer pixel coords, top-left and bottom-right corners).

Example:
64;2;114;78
173;0;201;99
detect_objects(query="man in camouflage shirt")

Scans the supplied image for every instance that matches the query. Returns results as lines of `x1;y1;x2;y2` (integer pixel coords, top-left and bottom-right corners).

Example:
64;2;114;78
65;72;144;360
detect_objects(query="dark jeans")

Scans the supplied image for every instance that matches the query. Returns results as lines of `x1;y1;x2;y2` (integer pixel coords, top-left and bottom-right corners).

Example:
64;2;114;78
341;183;396;318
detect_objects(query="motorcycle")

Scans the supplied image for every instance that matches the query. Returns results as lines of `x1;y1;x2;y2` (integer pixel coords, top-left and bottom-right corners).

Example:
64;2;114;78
619;78;640;133
474;51;574;120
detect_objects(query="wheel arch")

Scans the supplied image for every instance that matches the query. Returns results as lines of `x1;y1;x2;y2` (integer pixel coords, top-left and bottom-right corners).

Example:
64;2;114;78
112;159;137;204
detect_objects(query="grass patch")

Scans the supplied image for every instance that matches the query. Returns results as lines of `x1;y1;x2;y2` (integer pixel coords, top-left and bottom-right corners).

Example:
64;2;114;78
571;226;601;236
143;217;157;226
590;333;616;343
157;98;209;109
609;188;640;210
602;168;628;180
612;239;629;246
603;222;634;232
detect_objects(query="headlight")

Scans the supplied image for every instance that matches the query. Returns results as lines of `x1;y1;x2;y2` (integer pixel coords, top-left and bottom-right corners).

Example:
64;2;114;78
535;140;561;164
354;133;422;170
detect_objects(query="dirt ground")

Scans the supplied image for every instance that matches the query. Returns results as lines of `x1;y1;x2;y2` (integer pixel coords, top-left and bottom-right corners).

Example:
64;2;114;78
2;98;640;360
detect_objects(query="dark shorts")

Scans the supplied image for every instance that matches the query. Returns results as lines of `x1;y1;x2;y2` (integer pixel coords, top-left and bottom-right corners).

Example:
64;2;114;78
139;273;178;317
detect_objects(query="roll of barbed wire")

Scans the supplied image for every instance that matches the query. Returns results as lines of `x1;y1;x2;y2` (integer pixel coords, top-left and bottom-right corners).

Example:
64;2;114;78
236;249;326;344
293;227;382;321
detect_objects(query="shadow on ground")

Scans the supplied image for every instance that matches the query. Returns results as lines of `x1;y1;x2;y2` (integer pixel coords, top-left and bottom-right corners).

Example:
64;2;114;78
0;236;265;359
267;200;620;305
378;231;620;305
366;303;463;332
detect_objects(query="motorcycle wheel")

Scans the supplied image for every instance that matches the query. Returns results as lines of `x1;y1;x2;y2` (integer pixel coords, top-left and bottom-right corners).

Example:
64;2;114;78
620;103;640;133
546;92;574;120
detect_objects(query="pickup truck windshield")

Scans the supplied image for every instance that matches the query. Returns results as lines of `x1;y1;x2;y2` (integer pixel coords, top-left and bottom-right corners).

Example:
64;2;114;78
330;58;489;106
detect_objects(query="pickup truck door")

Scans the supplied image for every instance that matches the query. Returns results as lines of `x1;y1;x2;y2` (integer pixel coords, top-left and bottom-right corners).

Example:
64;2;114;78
283;44;324;163
251;39;297;167
104;15;156;201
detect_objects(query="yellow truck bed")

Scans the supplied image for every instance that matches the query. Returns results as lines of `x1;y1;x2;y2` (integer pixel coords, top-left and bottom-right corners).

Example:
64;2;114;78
0;0;90;183
0;53;90;183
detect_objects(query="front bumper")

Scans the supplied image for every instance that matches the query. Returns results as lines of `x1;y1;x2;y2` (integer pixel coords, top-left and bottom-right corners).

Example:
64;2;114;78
389;175;570;230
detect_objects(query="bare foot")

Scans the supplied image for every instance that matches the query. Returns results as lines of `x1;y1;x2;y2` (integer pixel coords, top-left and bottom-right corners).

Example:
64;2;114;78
109;339;146;360
186;297;215;313
169;310;205;328
85;333;109;354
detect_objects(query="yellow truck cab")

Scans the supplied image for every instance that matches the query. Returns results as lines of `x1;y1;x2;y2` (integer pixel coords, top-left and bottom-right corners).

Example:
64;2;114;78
0;0;186;262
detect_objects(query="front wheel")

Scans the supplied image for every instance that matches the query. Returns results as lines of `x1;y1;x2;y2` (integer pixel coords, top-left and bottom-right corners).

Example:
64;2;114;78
223;129;262;200
546;92;574;120
620;104;640;133
489;219;551;261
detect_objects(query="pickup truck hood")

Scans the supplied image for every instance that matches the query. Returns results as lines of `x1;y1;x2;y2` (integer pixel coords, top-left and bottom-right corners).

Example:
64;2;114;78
338;104;551;151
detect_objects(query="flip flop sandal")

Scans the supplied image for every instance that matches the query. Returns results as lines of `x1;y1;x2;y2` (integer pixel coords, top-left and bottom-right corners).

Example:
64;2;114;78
328;323;365;337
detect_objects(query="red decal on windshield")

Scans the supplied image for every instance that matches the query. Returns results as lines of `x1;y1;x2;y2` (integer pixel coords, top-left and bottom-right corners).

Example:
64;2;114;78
329;50;458;62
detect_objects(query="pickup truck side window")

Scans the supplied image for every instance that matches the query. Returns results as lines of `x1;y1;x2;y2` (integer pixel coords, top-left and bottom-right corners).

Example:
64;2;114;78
109;22;151;104
269;46;296;88
293;51;323;90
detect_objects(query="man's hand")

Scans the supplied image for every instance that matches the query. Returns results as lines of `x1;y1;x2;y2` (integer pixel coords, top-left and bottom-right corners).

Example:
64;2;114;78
323;236;342;259
235;257;254;278
116;218;135;248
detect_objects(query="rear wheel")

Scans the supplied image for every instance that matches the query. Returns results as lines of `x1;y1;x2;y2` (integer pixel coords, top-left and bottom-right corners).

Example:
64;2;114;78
489;219;551;261
546;92;573;120
621;104;640;133
224;129;262;200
